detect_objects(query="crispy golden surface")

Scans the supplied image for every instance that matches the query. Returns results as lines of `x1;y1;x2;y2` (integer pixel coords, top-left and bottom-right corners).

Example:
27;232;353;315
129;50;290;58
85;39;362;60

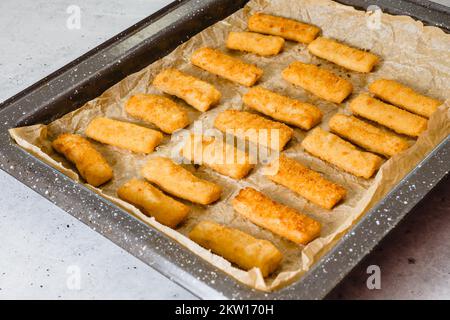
125;94;190;134
350;94;428;137
308;37;380;73
214;110;294;151
243;87;323;130
248;12;320;44
301;128;383;179
117;179;189;228
182;135;255;180
369;79;442;118
226;31;285;56
329;114;410;157
191;47;263;87
85;117;163;154
266;155;346;209
141;157;222;205
282;62;353;104
189;221;283;277
52;133;113;187
153;68;221;112
232;188;321;245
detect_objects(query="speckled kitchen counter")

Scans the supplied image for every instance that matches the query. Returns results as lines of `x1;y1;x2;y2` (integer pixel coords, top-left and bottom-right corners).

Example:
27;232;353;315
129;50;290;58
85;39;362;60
0;0;449;299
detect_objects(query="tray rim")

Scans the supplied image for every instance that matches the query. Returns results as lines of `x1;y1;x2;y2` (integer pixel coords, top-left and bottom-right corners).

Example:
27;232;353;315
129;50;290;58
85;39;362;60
0;0;449;300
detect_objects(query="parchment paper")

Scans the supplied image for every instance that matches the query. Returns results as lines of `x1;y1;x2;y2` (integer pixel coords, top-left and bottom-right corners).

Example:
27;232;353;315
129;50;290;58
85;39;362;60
9;0;450;292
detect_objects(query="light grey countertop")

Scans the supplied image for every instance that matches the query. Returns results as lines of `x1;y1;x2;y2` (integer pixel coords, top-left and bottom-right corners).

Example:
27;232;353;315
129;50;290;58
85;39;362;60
0;0;449;300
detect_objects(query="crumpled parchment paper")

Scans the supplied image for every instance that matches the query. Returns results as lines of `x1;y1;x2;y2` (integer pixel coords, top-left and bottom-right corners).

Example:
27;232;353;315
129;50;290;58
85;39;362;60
9;0;450;291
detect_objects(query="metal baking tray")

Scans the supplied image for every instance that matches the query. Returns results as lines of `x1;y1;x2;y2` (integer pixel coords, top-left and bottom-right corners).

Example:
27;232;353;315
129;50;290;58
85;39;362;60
0;0;448;299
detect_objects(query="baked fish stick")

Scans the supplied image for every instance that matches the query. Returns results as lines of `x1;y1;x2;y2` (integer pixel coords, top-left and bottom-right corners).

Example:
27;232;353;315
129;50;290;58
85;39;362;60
369;79;443;118
52;133;113;187
125;94;190;134
117;179;189;228
182;135;255;180
191;47;263;87
232;188;321;245
226;31;285;56
243;87;323;130
265;155;346;210
85;117;163;154
248;12;321;44
308;37;380;73
302;128;383;179
189;221;282;277
329;114;410;157
282;62;353;104
214;110;294;151
350;94;428;137
141;157;222;205
152;68;221;112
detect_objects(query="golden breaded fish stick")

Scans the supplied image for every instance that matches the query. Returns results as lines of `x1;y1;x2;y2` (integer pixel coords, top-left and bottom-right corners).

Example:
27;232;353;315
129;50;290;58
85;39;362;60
243;87;323;130
125;94;190;134
191;47;263;87
350;94;428;137
232;188;321;245
117;179;189;228
302;128;383;179
152;68;221;112
182;135;255;180
52;133;113;187
141;157;222;205
248;12;321;44
265;155;346;210
226;31;285;56
214;110;294;151
308;37;380;73
85;117;163;154
369;79;443;118
189;221;282;277
282;62;353;104
329;114;410;157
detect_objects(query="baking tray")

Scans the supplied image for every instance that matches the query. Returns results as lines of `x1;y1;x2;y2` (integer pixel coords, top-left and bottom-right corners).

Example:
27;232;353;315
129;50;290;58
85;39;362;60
0;0;448;300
